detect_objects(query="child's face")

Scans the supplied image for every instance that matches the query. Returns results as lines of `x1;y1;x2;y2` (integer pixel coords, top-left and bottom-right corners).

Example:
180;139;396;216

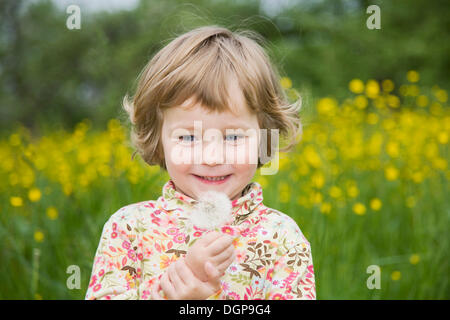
161;90;260;201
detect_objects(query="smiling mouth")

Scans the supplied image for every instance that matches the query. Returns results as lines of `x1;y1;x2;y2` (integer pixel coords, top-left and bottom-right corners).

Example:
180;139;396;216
193;174;231;182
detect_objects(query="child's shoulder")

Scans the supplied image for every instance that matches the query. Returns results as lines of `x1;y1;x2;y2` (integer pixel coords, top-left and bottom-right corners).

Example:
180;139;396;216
104;200;158;229
258;204;311;247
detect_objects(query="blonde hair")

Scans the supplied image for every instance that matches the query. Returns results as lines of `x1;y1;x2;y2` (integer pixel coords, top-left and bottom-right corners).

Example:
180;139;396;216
122;25;302;170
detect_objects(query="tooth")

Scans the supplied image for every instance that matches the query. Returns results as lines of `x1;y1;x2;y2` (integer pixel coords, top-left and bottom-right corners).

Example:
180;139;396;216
201;176;226;181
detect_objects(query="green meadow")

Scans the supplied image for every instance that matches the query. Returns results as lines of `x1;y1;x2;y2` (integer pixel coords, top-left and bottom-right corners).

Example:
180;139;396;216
1;75;448;299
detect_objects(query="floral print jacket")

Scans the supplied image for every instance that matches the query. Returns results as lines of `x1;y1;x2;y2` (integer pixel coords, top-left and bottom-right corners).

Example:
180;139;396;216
85;179;316;300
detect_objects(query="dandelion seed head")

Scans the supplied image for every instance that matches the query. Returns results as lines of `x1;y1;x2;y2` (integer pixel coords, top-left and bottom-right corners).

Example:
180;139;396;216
190;190;232;230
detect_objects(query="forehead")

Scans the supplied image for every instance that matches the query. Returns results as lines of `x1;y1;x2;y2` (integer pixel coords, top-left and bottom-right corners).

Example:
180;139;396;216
163;96;257;130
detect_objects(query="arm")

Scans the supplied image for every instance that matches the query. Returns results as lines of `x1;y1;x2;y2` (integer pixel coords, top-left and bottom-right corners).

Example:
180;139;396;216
85;215;138;300
85;213;164;300
150;258;223;300
266;241;316;300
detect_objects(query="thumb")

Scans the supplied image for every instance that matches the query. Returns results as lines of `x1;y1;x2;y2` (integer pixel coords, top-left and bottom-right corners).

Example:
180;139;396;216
204;261;220;280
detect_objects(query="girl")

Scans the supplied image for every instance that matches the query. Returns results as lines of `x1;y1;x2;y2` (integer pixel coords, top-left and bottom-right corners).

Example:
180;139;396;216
85;25;316;300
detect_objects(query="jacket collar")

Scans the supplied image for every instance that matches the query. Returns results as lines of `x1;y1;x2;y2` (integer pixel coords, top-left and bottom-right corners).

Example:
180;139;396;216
157;179;264;224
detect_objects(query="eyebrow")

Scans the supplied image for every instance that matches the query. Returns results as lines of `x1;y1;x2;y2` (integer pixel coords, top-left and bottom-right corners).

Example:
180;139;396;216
169;122;253;131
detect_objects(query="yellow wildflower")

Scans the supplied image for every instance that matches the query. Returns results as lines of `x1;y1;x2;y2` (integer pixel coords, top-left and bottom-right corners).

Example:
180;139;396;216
382;79;394;92
391;271;401;281
387;95;400;108
416;95;428;107
46;207;59;220
406;70;419;83
310;191;322;204
280;77;292;89
365;80;380;98
370;198;382;211
437;132;448;144
347;185;359;198
320;202;332;214
28;188;42;202
409;254;420;265
352;202;366;215
354;95;368;109
385;166;399;181
304;146;322;168
311;172;325;189
349;79;364;94
329;186;342;198
386;141;399;158
10;196;23;207
317;97;338;116
435;89;448;103
34;230;45;243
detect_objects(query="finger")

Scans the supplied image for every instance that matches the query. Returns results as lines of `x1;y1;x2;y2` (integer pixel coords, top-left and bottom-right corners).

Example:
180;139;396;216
216;250;236;273
150;283;163;300
200;231;222;246
160;271;176;299
168;262;183;291
175;258;196;284
207;235;235;255
211;244;235;265
173;259;189;287
204;261;222;290
204;260;220;280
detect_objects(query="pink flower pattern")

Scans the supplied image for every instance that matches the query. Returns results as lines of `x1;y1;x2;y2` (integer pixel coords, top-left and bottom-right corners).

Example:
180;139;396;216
85;179;316;300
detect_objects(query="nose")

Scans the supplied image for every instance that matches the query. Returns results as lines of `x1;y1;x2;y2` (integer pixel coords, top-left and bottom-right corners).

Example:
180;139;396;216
202;139;225;166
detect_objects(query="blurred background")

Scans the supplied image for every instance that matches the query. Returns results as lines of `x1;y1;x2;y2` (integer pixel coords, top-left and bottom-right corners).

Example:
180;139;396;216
0;0;448;299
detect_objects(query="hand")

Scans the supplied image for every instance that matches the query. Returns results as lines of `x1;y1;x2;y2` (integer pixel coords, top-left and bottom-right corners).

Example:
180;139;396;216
151;258;222;300
185;231;236;282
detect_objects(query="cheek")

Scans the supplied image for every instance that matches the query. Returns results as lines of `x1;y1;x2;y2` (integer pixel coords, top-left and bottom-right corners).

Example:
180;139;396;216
162;138;195;167
249;138;260;163
165;157;191;181
167;163;191;177
163;146;191;172
224;138;259;165
246;132;260;164
232;163;257;178
232;133;259;174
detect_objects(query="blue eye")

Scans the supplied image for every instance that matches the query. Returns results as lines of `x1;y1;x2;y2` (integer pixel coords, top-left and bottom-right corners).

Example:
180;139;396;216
225;134;244;142
178;135;196;143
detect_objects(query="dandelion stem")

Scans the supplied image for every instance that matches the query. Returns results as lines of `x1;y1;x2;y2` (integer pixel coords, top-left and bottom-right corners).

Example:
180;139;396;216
31;248;40;298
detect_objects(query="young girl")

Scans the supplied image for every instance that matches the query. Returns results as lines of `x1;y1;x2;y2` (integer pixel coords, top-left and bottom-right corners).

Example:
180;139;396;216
85;25;316;300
